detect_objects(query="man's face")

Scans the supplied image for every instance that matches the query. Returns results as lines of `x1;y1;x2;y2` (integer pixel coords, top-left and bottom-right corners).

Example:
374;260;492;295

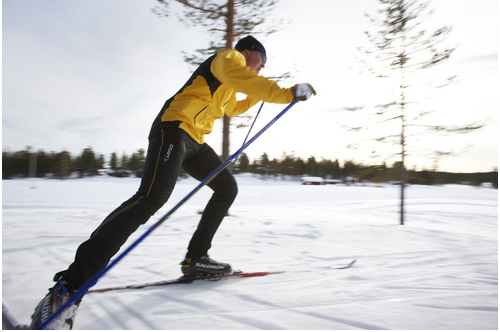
244;50;265;73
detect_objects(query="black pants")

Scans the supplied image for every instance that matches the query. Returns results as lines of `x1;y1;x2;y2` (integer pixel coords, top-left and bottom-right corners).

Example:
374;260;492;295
64;126;238;288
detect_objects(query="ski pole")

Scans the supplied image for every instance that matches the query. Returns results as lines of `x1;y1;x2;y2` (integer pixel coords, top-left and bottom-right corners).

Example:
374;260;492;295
230;101;264;172
37;100;297;330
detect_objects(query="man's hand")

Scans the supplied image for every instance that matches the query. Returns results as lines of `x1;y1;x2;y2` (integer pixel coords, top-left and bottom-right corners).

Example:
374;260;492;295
292;83;317;101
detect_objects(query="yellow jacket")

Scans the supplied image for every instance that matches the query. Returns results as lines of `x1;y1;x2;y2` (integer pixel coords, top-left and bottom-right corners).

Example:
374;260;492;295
155;49;294;144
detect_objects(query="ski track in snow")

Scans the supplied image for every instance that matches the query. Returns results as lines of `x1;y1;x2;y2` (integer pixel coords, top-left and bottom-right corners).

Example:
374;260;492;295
2;176;498;329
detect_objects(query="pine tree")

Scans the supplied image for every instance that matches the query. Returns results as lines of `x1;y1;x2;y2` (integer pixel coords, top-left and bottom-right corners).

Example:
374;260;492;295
110;152;118;171
348;0;482;224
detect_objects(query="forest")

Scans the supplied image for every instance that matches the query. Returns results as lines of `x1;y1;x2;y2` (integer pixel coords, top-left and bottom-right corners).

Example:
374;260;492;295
2;147;497;188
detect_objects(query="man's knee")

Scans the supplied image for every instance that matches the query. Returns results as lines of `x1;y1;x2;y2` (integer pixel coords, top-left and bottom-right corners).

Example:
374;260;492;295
212;171;238;201
141;195;169;218
225;176;238;201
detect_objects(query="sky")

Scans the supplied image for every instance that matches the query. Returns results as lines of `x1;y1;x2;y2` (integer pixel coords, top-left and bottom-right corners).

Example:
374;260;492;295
2;0;498;173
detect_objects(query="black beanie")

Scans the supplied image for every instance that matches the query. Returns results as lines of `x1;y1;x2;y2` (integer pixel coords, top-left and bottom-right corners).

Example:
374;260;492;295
235;36;267;63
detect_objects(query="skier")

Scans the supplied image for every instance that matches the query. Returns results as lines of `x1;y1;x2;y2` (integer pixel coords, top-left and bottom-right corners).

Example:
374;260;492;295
29;35;315;329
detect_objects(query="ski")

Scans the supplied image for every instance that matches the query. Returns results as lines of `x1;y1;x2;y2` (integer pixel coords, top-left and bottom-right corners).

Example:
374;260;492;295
327;259;356;269
87;259;356;294
87;271;281;293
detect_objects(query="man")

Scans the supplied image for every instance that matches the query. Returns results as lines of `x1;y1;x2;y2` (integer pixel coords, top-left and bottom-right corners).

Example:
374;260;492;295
30;35;315;329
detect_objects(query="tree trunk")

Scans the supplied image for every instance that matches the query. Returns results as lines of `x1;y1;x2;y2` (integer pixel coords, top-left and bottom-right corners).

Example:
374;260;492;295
221;0;235;160
399;77;406;225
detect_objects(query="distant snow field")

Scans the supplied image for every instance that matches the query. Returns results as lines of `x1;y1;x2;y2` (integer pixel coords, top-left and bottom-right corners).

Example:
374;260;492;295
2;175;498;329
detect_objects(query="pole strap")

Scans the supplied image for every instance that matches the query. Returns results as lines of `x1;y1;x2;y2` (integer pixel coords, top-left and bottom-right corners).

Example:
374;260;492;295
230;101;265;171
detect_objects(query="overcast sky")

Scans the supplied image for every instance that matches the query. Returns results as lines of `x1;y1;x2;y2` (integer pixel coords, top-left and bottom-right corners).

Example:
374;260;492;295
2;0;498;172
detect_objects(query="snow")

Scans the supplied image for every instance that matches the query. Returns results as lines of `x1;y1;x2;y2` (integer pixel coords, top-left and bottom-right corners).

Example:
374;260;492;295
2;175;498;329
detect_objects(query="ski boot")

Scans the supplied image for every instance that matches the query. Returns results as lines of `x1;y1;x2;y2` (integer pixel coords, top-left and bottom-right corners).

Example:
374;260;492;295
180;254;232;278
29;272;81;330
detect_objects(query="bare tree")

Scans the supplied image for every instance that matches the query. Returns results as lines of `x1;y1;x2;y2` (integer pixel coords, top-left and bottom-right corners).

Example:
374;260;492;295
345;0;482;225
153;0;286;160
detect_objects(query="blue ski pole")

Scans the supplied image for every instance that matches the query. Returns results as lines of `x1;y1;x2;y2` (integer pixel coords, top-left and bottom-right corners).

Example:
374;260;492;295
37;100;297;330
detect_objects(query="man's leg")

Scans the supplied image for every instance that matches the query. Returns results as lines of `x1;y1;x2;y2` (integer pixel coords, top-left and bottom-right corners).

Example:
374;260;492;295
63;127;187;288
182;144;238;257
29;127;190;329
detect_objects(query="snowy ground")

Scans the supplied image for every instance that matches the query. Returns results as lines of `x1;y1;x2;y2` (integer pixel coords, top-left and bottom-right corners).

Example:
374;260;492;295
2;175;498;329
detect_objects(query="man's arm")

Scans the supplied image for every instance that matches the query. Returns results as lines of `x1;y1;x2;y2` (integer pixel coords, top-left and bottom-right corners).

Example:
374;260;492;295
211;49;294;105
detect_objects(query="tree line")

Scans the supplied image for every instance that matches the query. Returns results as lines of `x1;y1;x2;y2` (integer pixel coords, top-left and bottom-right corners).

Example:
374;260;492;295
2;147;497;188
2;147;145;179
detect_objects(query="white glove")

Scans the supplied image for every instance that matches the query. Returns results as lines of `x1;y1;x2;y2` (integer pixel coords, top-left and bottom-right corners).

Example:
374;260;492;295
292;83;316;101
